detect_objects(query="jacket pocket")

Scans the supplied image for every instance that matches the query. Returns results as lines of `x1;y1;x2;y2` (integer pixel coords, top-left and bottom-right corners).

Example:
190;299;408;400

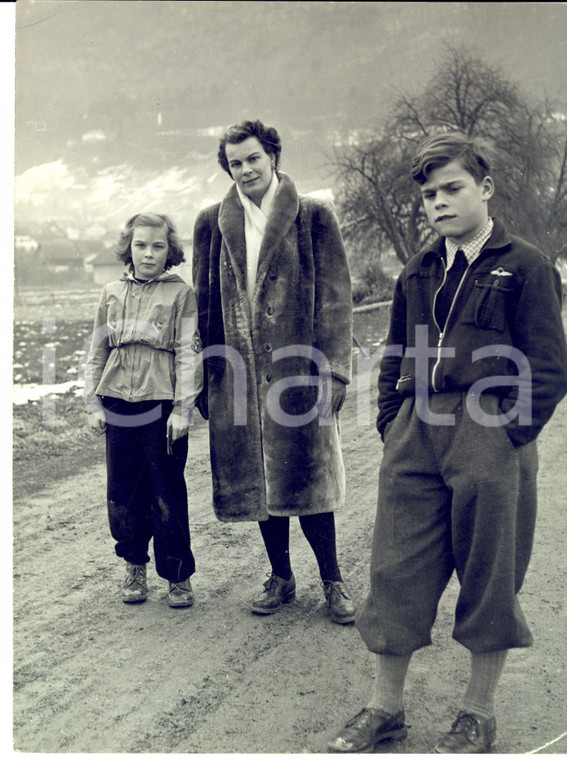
143;303;175;346
106;295;124;341
463;273;516;332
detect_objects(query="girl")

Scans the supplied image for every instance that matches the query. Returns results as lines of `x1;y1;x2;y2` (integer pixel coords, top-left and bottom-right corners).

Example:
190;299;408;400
84;213;203;607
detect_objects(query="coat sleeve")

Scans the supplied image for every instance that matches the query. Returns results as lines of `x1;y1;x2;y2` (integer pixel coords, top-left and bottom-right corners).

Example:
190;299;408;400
502;257;567;445
310;200;353;384
376;273;406;439
83;286;110;414
192;207;213;350
172;285;204;416
191;207;216;419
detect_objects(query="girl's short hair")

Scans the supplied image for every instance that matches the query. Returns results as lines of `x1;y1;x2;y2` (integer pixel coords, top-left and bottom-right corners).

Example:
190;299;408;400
411;132;491;185
115;213;185;270
217;119;282;175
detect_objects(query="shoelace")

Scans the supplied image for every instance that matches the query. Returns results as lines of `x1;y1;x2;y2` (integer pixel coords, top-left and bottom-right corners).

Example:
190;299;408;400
125;566;145;588
348;709;371;728
263;573;277;591
322;581;349;600
170;581;190;592
451;714;479;739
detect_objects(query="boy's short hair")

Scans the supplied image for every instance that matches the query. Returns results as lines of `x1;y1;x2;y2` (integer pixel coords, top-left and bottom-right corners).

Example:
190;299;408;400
115;212;185;270
217;119;282;175
411;131;491;185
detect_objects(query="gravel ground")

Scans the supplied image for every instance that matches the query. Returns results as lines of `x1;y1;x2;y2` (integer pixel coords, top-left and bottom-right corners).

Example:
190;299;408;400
10;291;567;754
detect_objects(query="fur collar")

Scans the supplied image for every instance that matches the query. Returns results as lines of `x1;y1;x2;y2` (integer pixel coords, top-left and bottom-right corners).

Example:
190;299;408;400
218;173;300;297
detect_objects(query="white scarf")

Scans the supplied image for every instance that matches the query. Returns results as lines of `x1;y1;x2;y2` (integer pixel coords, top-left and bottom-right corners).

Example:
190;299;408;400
236;172;279;303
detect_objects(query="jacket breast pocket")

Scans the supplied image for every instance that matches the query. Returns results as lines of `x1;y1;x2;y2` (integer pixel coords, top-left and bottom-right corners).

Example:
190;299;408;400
462;274;516;332
145;303;175;345
105;296;124;334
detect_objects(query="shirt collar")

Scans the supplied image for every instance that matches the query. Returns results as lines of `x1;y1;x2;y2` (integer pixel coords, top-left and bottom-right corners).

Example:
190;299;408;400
445;217;494;269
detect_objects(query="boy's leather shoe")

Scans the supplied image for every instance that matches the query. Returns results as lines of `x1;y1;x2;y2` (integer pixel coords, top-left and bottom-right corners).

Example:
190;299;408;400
327;707;407;752
250;572;296;614
434;711;496;753
167;578;194;608
122;562;147;603
322;581;356;624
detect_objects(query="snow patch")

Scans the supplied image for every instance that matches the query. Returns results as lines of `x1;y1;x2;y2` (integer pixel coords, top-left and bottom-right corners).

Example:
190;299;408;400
13;380;84;406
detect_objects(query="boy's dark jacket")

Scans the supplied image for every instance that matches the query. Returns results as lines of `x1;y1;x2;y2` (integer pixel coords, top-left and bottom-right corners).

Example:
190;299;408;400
378;218;567;446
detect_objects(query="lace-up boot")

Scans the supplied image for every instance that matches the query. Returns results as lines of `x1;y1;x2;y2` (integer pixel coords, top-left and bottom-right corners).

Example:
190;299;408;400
250;572;296;614
327;707;407;752
435;711;496;753
167;578;194;608
122;562;147;603
322;580;356;624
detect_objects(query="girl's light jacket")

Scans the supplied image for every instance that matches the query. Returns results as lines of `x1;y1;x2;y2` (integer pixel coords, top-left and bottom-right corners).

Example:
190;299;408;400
83;270;204;416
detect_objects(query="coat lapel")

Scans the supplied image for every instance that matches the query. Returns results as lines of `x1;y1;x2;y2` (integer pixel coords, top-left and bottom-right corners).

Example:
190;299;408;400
253;174;299;300
217;174;300;300
218;184;247;291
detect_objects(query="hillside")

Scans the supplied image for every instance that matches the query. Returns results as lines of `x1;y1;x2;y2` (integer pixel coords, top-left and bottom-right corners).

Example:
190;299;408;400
14;2;567;237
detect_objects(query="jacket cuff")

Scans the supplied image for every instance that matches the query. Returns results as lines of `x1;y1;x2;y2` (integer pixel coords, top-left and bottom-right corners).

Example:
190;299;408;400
84;395;103;415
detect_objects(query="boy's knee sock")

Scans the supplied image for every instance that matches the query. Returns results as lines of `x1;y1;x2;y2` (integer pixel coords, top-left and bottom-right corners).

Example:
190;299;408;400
367;653;412;715
462;649;508;720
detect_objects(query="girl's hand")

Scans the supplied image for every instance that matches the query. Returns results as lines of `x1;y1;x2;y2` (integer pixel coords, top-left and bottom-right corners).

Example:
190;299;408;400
167;411;189;445
88;410;107;433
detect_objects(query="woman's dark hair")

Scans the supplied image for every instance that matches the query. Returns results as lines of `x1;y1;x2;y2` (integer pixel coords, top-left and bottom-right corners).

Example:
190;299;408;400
115;213;185;271
411;131;492;185
217;120;282;175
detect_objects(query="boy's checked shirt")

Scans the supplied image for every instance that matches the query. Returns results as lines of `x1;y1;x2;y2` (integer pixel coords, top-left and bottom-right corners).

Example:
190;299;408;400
445;217;494;268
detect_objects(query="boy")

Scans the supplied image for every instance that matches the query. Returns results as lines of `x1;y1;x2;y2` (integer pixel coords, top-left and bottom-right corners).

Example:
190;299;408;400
327;132;567;753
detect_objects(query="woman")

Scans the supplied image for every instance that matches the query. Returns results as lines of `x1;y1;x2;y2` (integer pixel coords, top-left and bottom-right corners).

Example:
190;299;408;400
192;120;355;623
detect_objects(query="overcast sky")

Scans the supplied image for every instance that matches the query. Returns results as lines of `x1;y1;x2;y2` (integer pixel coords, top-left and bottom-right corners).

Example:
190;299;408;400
11;1;567;238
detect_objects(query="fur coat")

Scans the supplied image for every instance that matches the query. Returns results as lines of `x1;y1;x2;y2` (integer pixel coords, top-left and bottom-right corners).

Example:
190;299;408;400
192;173;353;522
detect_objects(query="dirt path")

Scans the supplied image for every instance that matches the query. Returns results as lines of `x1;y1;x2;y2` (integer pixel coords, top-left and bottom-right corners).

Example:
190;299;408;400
12;366;567;754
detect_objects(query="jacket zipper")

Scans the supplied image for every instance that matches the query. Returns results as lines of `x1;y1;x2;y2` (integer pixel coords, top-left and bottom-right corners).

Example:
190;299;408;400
129;281;145;400
431;259;469;392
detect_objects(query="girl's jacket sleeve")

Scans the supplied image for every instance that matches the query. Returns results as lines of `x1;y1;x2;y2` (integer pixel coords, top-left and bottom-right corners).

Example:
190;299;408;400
83;286;110;414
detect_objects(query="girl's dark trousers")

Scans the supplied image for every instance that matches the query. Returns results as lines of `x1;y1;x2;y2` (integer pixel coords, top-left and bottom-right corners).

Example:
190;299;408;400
102;397;195;583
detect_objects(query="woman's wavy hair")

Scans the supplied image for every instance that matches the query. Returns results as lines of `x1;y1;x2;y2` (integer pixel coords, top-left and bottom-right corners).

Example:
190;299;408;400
217;120;282;176
411;131;492;185
115;213;185;271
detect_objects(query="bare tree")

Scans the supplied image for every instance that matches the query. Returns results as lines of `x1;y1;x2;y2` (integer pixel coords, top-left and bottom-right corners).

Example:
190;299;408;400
333;46;567;289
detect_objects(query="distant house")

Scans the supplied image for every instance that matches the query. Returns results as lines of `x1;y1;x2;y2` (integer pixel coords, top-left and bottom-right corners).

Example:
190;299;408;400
14;234;39;253
92;247;126;285
83;223;108;240
39;238;86;271
66;226;83;241
77;239;107;272
40;221;68;240
14;224;40;254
